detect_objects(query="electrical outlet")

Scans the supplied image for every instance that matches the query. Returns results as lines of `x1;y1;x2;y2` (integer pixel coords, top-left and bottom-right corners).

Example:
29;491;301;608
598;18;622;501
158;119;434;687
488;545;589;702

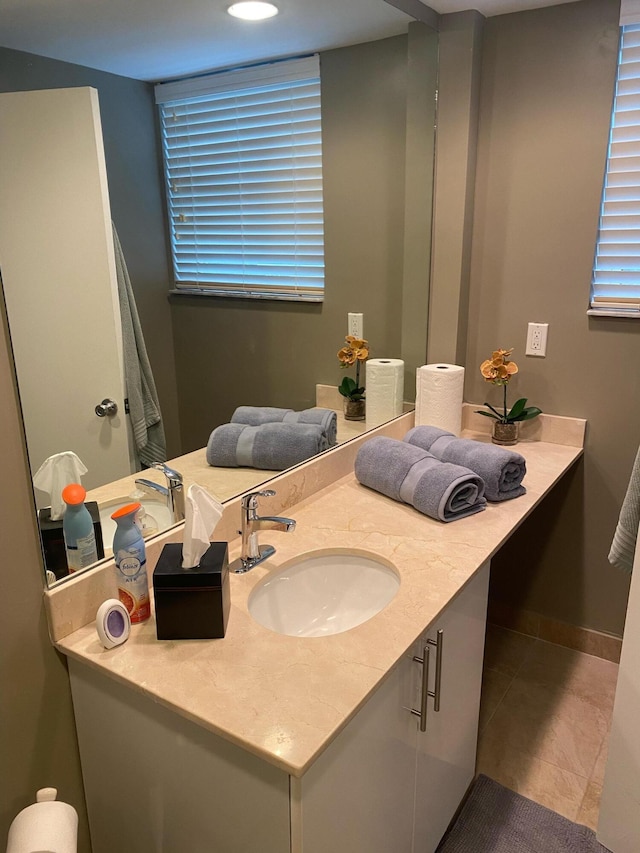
526;322;548;357
348;313;363;338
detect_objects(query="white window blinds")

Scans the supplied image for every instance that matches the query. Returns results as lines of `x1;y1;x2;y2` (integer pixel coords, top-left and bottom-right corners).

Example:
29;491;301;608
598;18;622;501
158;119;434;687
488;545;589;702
591;24;640;315
155;56;324;301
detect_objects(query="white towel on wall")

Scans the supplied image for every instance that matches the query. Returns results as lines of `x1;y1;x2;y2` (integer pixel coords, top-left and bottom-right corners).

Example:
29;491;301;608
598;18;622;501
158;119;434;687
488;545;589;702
609;444;640;574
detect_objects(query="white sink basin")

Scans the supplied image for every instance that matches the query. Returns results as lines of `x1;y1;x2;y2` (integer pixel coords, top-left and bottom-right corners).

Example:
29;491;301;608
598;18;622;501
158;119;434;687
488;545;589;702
98;497;174;553
248;551;400;637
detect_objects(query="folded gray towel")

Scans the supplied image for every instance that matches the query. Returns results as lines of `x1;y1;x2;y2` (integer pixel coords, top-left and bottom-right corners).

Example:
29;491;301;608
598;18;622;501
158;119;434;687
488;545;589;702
404;425;527;502
207;422;329;470
231;406;338;446
354;437;486;522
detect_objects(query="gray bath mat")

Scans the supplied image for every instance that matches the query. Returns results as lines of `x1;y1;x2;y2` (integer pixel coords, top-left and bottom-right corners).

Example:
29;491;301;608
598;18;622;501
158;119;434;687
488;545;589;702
436;775;611;853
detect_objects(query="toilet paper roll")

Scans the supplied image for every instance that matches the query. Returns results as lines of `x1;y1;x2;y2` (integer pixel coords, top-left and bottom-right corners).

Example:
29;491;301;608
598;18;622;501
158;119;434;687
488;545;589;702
415;363;465;436
365;358;404;429
6;790;78;853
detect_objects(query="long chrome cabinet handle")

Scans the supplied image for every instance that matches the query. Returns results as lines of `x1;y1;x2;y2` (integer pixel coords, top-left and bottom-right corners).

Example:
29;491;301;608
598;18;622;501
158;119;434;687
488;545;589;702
411;645;430;732
427;629;444;712
410;629;444;732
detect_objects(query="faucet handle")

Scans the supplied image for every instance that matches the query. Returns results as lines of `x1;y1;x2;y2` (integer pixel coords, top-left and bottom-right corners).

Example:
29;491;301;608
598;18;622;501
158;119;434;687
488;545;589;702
241;489;276;510
150;462;183;488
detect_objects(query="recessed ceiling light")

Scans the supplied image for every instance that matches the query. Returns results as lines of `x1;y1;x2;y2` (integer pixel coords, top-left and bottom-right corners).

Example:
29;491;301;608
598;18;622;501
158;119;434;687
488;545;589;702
227;2;279;20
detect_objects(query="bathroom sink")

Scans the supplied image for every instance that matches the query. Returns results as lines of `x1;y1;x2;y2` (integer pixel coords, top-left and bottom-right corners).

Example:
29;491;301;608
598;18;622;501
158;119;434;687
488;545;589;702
248;551;400;637
98;497;174;553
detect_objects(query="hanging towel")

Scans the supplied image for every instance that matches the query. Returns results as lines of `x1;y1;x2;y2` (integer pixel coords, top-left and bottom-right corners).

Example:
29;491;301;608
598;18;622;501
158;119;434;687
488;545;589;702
354;436;486;522
112;223;166;468
206;422;329;470
230;406;338;446
609;444;640;574
404;425;527;502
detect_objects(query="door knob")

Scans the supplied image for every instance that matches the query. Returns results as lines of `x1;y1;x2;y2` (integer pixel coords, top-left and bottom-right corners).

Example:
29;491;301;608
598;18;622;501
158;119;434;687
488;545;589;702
95;398;118;418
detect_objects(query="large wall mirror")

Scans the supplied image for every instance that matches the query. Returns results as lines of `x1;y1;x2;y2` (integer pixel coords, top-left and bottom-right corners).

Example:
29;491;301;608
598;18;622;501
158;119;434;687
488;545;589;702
0;0;438;587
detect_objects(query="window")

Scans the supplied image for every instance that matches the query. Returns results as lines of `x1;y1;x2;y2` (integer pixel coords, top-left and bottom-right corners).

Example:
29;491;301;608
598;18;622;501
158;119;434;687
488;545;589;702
591;22;640;316
155;56;325;301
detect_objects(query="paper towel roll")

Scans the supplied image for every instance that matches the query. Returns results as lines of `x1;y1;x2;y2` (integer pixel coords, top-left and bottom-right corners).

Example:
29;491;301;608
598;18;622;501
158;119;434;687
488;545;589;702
415;363;465;436
6;788;78;853
366;358;404;429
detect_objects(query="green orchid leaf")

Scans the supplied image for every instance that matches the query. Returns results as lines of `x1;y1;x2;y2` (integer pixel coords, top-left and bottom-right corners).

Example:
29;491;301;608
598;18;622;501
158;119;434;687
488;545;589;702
519;407;543;421
475;410;500;420
484;403;504;419
338;376;357;397
508;398;527;419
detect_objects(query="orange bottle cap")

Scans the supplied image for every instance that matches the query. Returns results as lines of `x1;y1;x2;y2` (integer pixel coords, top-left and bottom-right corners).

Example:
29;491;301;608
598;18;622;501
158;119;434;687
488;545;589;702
111;502;142;521
61;483;86;505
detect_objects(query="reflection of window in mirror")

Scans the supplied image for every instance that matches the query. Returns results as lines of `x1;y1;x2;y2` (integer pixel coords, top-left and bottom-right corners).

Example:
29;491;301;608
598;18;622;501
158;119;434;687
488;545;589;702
155;55;325;303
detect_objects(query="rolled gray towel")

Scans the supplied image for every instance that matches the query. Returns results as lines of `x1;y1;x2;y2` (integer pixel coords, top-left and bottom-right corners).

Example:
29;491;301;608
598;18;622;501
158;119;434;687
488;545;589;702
355;437;486;522
231;406;294;425
207;422;329;470
404;425;526;502
231;406;338;446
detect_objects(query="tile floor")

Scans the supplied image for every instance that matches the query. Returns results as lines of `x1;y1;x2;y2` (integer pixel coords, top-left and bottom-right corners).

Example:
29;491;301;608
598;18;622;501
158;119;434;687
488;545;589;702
476;624;619;830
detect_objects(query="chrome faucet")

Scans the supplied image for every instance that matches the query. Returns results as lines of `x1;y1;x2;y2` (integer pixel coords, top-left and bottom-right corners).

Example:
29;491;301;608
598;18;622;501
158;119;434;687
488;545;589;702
134;462;185;523
230;489;296;574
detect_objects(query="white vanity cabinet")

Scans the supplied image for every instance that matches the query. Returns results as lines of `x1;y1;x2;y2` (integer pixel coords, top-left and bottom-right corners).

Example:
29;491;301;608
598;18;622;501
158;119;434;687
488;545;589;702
68;562;489;853
295;561;489;853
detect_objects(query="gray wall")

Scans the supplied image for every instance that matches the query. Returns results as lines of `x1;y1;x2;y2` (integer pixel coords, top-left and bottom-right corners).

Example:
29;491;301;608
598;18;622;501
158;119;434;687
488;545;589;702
465;0;632;636
0;301;91;851
171;36;412;452
0;46;181;458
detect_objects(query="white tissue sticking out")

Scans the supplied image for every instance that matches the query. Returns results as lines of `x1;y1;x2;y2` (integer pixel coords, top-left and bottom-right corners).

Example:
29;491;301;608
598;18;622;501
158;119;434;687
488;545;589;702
32;451;88;520
182;483;224;569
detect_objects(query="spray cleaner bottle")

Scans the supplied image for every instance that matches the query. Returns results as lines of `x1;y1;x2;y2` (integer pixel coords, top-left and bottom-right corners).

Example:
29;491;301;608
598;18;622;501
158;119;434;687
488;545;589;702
61;483;98;573
111;502;150;623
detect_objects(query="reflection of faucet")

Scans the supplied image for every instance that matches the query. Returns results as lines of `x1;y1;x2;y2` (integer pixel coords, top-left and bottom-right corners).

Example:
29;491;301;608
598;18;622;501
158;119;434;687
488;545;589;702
230;489;296;574
134;462;185;523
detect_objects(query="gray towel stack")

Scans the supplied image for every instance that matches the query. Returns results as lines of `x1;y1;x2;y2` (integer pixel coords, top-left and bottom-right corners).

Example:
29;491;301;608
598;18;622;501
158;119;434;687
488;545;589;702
207;422;329;471
404;425;527;502
355;437;486;522
231;406;338;447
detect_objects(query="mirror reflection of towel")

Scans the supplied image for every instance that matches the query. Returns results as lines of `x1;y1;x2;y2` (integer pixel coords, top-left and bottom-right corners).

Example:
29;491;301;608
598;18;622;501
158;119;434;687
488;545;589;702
231;406;337;446
112;223;166;468
206;422;329;470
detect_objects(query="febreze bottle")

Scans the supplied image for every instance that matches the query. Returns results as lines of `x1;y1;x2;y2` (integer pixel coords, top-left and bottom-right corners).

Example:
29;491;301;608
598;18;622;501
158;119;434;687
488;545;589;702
62;483;98;573
111;502;150;623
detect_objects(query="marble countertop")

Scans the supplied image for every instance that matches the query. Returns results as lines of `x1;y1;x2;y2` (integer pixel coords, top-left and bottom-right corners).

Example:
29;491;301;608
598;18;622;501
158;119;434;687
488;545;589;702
56;426;583;778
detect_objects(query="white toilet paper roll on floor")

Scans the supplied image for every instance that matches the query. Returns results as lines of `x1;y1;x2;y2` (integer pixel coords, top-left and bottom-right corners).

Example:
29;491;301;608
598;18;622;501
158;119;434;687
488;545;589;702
366;358;404;429
415;363;465;436
6;788;78;853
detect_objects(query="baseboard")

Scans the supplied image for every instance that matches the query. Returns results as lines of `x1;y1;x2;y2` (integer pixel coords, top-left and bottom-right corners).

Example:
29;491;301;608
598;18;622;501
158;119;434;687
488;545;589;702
487;599;622;664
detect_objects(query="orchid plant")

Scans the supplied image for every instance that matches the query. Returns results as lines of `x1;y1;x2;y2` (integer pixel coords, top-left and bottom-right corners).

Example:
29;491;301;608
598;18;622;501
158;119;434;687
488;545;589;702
475;348;542;424
337;335;369;402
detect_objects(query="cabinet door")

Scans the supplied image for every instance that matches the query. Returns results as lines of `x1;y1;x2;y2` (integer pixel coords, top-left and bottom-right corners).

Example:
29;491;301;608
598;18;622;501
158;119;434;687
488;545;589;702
412;562;490;853
295;655;416;853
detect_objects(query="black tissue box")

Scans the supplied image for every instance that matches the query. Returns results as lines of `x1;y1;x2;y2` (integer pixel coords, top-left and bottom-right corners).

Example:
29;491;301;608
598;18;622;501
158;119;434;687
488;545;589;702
153;542;230;640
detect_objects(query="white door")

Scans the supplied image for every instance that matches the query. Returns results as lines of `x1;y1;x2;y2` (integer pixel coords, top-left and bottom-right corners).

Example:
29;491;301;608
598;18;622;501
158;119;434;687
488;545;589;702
598;553;640;851
0;87;133;498
412;562;490;853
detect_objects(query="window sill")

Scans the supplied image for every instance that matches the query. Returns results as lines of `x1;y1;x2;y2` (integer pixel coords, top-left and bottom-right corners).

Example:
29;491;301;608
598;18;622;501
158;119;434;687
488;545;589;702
587;308;640;319
169;288;324;304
